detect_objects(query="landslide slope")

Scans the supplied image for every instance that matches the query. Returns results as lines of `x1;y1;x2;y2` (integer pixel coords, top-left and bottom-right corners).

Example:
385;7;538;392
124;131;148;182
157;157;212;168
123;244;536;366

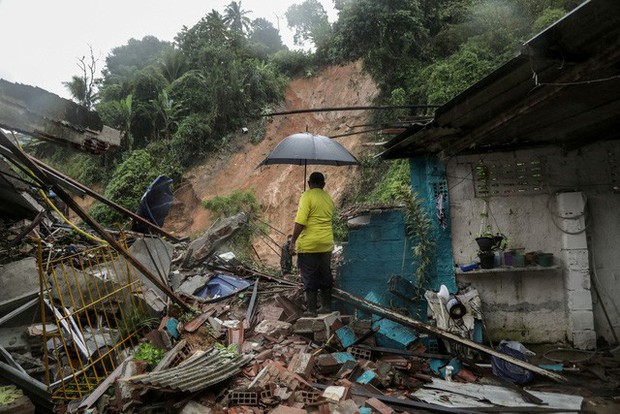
166;61;378;265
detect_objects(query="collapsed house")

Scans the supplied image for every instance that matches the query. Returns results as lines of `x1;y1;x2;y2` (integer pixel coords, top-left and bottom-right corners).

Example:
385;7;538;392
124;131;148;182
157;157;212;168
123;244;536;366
2;2;620;412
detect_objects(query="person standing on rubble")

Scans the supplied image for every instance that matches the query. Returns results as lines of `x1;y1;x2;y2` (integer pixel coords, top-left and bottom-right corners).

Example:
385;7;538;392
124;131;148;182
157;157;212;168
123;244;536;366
290;172;335;317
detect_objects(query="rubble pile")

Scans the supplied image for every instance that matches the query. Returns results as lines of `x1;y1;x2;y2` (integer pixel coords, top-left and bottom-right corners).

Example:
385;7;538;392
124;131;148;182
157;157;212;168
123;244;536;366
0;146;617;413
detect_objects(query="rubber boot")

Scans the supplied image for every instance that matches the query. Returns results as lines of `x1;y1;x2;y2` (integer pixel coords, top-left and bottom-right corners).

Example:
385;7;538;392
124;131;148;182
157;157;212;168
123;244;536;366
304;291;318;317
319;288;332;314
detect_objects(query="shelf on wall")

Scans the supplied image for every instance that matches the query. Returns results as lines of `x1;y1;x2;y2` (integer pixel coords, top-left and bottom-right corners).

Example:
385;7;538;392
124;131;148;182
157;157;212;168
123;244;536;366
455;265;561;275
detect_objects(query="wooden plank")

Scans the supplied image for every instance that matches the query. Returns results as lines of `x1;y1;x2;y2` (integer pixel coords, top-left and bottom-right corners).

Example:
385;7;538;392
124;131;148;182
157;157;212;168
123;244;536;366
332;288;566;383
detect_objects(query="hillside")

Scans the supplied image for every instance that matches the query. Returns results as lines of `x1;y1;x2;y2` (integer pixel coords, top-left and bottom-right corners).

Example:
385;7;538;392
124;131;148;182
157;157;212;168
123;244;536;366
165;61;378;265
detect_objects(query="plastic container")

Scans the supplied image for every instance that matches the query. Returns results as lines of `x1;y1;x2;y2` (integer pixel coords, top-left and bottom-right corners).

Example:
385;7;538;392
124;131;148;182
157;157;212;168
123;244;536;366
460;263;479;272
503;251;513;266
512;254;525;268
537;253;554;267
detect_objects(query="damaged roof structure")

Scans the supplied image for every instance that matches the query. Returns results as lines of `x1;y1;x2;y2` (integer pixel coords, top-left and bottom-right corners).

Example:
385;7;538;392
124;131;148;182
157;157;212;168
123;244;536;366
381;0;620;160
0;79;120;154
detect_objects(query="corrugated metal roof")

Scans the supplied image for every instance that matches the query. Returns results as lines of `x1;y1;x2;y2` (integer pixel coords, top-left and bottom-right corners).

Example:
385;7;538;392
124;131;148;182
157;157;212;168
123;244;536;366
381;0;620;159
130;349;253;392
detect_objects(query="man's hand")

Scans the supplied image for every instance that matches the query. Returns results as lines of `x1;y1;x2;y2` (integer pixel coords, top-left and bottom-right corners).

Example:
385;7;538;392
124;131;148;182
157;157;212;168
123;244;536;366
289;241;297;256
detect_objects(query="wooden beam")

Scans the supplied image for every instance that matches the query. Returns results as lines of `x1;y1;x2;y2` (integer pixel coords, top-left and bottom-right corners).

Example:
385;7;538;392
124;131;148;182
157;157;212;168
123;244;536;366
28;155;183;242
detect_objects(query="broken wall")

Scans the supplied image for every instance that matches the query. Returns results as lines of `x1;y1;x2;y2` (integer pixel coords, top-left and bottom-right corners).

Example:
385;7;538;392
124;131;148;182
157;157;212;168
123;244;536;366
339;210;417;310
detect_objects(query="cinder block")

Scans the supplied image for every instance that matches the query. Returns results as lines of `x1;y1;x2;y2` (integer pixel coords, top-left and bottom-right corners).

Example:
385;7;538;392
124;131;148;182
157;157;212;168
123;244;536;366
569;310;595;331
571;330;597;350
564;270;591;291
562;249;590;271
562;231;587;249
567;289;593;311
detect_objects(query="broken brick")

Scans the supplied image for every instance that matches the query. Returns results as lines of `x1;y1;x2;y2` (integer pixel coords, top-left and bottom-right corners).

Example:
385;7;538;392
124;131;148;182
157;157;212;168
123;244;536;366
365;397;395;414
288;352;315;379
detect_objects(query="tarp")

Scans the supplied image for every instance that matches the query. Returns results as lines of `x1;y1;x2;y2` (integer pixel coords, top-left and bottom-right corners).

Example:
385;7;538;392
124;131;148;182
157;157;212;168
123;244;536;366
132;175;173;233
194;274;252;303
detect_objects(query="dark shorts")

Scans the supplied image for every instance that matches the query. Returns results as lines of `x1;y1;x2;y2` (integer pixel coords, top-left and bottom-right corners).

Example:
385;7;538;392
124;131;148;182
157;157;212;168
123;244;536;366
297;252;333;291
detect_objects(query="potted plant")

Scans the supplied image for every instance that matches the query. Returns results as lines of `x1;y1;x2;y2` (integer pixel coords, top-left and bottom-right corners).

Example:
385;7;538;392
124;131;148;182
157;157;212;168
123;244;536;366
474;197;507;268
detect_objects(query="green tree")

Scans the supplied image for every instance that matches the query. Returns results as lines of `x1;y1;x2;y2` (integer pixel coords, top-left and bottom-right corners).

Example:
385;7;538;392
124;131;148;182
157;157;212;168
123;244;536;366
159;48;187;84
104;36;172;79
249;17;286;57
98;94;135;149
150;89;184;141
331;0;428;90
90;149;162;225
175;10;230;66
286;0;331;49
223;1;252;34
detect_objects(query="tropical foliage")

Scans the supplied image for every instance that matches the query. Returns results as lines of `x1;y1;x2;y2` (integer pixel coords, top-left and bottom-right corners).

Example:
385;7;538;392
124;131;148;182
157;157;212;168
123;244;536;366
54;0;582;230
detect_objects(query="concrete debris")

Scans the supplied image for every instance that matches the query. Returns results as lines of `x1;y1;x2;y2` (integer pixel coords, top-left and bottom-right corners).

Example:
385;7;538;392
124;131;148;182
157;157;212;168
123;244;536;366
185;212;249;266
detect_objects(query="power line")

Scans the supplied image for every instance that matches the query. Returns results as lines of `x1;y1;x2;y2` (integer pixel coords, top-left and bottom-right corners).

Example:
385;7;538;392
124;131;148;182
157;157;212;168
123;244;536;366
263;105;441;117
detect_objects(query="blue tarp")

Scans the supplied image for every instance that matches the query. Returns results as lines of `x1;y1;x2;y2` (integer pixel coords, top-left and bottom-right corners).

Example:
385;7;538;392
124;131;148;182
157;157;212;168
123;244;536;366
132;175;174;233
194;274;252;303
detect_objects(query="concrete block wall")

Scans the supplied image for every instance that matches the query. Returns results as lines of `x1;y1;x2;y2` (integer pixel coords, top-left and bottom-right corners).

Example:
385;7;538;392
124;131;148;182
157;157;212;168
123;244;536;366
457;270;568;343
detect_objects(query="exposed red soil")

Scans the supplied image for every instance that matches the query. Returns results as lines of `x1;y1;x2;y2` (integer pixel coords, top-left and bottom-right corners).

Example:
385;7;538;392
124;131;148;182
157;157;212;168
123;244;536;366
165;62;379;265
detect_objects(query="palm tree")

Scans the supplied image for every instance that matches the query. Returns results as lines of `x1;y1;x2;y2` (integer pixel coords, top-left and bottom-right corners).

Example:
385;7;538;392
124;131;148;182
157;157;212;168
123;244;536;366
150;90;183;141
159;48;187;84
223;1;252;34
112;94;135;149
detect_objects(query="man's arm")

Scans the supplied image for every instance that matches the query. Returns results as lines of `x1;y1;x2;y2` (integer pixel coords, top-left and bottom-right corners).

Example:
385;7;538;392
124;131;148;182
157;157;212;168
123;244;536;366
290;222;305;255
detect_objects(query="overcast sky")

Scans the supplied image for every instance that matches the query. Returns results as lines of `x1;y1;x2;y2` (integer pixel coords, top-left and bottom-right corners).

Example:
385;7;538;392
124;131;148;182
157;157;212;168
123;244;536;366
0;0;336;99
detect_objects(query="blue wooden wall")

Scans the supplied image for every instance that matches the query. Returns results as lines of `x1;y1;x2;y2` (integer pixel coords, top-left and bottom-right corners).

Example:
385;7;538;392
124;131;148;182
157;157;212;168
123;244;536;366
338;157;457;313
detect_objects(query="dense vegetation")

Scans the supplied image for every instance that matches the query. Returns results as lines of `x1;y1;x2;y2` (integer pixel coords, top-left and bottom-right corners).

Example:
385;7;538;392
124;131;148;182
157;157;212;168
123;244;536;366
53;0;581;226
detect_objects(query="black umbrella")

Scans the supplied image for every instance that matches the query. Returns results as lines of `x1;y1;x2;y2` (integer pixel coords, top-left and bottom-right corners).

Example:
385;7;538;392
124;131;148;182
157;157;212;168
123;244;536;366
259;132;359;189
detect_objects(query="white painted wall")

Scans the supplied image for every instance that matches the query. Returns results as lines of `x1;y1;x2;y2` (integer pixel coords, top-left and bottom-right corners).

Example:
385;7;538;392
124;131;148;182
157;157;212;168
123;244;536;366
446;141;620;345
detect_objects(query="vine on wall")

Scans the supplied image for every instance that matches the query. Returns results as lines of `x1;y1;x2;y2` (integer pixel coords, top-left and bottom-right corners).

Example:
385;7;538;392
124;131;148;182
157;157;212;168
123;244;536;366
394;184;436;287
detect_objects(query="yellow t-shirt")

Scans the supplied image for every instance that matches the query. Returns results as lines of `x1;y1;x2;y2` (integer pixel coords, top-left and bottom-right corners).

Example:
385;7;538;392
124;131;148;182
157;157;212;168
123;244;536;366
294;188;334;253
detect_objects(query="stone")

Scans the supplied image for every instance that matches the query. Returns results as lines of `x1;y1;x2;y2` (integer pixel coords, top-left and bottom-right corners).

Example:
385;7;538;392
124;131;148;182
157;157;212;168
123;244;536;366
254;320;292;337
0;258;39;305
322;386;348;403
180;401;213;414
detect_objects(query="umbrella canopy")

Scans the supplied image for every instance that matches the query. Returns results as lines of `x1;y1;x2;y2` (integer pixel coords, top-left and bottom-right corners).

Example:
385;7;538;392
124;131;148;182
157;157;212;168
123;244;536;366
259;133;359;166
259;133;359;189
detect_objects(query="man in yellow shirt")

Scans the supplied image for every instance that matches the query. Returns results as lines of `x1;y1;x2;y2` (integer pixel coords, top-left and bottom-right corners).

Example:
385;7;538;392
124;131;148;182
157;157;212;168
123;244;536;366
290;172;334;316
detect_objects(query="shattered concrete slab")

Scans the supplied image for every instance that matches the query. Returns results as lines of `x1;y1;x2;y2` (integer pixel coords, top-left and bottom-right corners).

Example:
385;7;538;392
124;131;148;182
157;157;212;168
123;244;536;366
128;237;174;299
185;212;248;265
0;257;39;305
